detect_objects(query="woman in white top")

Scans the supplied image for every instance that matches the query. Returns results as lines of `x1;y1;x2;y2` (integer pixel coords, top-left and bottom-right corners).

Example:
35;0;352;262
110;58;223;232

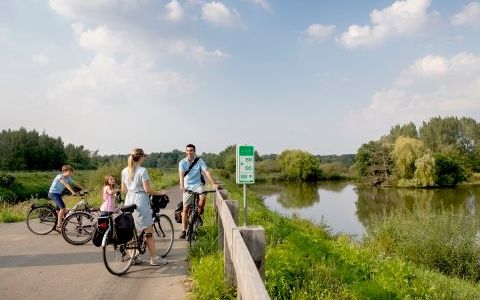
121;148;167;266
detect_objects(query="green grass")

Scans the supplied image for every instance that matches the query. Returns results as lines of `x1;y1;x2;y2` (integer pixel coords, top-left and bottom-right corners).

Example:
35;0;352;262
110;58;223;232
188;176;480;299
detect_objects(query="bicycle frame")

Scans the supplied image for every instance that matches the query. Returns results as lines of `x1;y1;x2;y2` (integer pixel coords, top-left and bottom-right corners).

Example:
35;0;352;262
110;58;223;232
185;189;216;243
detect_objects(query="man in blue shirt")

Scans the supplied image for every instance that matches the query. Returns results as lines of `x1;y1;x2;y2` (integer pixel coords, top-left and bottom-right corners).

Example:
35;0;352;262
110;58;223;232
178;144;216;239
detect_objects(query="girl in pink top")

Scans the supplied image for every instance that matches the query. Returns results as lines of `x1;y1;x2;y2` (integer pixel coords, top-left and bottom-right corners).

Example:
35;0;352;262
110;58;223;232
100;175;120;216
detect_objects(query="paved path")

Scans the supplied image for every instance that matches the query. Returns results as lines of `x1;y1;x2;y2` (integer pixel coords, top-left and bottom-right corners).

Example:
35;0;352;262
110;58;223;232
0;186;188;300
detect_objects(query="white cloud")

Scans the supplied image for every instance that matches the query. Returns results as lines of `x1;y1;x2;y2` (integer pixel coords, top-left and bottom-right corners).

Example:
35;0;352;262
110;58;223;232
451;2;480;27
72;24;123;54
47;54;194;106
305;24;335;42
49;0;142;19
356;52;480;129
201;1;241;27
248;0;272;12
338;0;432;48
168;40;230;62
403;55;449;78
165;0;185;22
71;23;162;68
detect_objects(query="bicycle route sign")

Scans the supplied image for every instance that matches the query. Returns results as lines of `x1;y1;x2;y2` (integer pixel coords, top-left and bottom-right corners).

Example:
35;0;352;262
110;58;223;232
236;145;255;184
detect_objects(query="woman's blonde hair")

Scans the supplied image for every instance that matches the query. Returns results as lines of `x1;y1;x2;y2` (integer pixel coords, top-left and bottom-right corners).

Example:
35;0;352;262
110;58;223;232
127;148;145;181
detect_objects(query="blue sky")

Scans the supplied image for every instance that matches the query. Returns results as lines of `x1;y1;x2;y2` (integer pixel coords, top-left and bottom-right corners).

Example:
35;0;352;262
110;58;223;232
1;0;479;156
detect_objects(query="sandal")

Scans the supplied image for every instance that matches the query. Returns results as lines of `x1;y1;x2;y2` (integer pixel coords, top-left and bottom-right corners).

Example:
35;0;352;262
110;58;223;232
54;226;62;233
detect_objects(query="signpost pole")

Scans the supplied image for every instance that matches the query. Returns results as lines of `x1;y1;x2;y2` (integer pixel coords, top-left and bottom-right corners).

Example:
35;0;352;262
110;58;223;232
243;183;247;226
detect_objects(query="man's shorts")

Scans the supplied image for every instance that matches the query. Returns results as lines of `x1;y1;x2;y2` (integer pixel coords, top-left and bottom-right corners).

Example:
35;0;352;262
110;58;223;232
48;193;65;209
183;185;204;208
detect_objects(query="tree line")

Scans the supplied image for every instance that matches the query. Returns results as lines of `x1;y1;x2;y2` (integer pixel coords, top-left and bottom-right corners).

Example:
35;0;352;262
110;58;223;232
356;116;480;187
0;128;355;182
0;128;96;171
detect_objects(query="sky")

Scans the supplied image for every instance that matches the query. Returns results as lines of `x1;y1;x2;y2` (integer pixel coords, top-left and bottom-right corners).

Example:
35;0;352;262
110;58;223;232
1;0;480;156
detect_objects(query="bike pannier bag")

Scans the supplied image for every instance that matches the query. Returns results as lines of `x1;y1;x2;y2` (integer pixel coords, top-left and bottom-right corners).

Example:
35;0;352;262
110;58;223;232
150;194;169;213
112;213;135;244
92;216;110;247
174;201;183;224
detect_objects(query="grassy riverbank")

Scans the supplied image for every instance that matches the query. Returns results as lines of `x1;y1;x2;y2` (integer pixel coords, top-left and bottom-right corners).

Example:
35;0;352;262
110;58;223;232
188;177;480;299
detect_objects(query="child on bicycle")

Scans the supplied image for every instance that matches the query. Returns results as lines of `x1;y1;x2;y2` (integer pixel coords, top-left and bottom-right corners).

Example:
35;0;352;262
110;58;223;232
48;164;87;231
100;175;120;216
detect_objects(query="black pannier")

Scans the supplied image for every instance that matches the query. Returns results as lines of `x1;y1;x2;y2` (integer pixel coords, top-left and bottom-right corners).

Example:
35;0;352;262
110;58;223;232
112;213;135;244
174;201;183;224
92;216;110;247
150;194;169;213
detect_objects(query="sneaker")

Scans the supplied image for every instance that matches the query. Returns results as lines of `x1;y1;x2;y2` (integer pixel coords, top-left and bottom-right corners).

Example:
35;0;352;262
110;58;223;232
150;256;168;266
179;230;186;239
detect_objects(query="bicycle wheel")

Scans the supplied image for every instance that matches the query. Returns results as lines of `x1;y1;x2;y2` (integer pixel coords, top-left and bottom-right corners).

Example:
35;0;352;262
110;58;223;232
26;206;57;235
62;212;94;245
186;211;197;245
103;235;136;276
153;214;174;257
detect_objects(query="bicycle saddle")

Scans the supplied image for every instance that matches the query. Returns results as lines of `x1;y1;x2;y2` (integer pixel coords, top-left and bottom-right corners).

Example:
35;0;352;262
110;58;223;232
121;204;136;213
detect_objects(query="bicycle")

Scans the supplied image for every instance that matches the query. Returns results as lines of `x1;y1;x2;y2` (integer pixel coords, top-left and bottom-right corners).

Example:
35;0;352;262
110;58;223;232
150;195;174;257
26;190;90;235
61;191;99;245
101;204;147;275
184;189;216;245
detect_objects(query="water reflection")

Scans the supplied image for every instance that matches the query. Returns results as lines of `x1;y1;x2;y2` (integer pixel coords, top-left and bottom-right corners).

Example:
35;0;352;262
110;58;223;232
252;182;480;238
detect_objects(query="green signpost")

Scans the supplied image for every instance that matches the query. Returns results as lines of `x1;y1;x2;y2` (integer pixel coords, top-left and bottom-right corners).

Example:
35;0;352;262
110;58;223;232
236;145;255;184
236;145;255;225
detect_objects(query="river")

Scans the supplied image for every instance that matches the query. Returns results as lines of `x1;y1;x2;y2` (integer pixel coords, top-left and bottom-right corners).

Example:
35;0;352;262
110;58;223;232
251;181;480;240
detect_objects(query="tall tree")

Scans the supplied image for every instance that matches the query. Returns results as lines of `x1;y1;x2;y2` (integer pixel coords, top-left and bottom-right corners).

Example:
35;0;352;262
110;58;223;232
277;149;321;181
392;136;428;179
356;140;393;186
388;122;418;141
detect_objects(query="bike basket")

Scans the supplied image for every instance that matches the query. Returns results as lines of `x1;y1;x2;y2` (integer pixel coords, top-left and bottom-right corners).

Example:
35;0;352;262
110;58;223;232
150;194;169;211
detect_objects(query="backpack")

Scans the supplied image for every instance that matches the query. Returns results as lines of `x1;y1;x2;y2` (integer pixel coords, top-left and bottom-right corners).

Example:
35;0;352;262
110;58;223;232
174;201;183;224
112;213;135;244
91;216;110;247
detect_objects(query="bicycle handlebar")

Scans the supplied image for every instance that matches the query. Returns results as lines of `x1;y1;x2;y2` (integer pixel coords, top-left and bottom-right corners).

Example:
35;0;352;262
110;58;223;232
185;189;216;196
73;190;88;196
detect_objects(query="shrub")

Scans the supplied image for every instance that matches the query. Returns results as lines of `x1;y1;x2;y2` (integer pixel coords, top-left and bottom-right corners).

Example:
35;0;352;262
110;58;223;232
365;204;480;281
0;174;16;187
435;154;468;186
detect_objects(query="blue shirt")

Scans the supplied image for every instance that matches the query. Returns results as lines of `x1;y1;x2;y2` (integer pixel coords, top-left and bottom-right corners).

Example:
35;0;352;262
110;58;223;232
49;174;74;194
179;157;207;190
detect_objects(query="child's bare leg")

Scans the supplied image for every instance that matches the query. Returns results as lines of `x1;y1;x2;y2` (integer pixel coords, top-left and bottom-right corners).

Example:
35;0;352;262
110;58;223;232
57;208;67;228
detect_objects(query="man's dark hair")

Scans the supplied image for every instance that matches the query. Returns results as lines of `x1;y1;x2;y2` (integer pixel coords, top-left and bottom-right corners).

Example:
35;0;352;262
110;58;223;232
186;144;196;151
